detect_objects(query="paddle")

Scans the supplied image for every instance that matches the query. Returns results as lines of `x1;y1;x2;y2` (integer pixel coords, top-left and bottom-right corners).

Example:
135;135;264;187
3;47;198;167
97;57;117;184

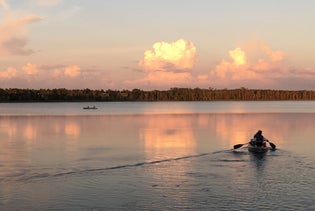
266;140;276;149
233;143;248;149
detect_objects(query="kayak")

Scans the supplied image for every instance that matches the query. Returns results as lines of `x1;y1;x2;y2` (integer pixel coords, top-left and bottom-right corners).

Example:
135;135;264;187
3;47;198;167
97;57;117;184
233;140;276;151
83;106;98;109
248;144;268;153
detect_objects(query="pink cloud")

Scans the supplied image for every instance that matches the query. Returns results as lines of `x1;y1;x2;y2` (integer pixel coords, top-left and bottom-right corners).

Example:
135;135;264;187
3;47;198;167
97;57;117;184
259;41;284;62
0;67;17;79
229;48;247;65
22;63;39;75
125;71;194;90
134;40;303;90
139;39;197;71
64;65;80;77
212;42;286;83
207;41;315;89
20;63;81;78
0;63;85;88
132;38;199;89
0;14;43;56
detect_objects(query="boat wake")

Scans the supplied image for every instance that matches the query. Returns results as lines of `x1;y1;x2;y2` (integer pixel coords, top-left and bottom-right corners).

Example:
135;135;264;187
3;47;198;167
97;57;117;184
4;149;289;183
8;152;216;183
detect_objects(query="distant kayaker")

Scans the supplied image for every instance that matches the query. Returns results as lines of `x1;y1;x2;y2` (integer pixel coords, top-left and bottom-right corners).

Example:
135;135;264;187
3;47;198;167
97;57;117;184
251;130;267;147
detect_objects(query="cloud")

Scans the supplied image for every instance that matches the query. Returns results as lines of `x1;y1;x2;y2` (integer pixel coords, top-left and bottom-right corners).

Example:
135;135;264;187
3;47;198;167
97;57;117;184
22;63;39;75
229;48;247;66
259;41;284;62
0;67;17;79
213;41;286;83
139;39;197;71
134;39;294;90
124;71;195;90
0;0;9;10
3;37;35;55
208;41;315;89
15;15;44;25
133;38;198;89
1;63;81;79
0;15;44;56
0;63;87;88
21;63;81;78
64;65;81;77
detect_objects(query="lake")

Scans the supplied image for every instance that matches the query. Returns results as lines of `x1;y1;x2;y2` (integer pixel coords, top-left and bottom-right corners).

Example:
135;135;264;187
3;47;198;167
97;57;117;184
0;101;315;210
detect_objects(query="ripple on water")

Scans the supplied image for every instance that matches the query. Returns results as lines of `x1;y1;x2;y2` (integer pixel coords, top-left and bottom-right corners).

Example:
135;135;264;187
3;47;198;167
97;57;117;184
1;150;315;210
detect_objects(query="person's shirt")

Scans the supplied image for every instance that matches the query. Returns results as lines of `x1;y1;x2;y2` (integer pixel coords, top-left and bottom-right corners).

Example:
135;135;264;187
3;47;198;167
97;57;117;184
254;134;264;141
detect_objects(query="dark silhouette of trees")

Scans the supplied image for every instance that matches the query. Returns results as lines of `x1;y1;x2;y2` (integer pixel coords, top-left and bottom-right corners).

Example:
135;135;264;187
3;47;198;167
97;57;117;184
0;87;315;102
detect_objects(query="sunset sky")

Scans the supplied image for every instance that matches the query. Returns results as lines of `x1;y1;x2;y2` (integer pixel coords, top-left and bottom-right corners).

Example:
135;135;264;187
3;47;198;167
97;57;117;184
1;0;315;90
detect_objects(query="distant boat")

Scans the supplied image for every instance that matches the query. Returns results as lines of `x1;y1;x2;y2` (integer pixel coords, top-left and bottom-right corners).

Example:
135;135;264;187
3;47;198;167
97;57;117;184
83;106;98;110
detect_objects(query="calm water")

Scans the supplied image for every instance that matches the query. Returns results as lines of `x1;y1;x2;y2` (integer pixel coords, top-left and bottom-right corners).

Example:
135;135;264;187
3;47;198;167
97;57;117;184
0;102;315;210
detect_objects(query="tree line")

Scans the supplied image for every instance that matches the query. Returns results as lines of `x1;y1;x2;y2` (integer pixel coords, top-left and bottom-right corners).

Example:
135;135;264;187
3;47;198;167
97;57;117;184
0;87;315;102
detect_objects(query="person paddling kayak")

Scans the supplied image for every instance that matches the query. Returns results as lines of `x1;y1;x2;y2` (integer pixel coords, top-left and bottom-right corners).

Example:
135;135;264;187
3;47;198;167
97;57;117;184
250;130;267;147
233;130;276;150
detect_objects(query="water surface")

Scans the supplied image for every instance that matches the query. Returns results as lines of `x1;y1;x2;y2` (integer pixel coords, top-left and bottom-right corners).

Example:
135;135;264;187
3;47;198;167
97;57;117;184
0;102;314;210
1;101;315;115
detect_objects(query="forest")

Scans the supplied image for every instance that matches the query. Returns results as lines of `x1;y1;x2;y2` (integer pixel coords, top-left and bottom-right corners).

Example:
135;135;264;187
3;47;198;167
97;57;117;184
0;87;315;102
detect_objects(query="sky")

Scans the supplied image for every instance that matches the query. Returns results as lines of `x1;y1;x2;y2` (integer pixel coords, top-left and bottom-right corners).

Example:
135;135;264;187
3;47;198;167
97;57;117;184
1;0;315;90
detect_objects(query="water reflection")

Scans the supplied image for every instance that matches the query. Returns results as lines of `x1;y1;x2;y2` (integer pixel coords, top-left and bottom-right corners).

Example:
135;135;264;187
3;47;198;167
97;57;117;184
0;114;313;176
214;114;250;146
64;122;80;137
0;118;15;139
23;124;37;141
139;115;198;208
213;113;300;148
0;112;315;210
140;115;196;160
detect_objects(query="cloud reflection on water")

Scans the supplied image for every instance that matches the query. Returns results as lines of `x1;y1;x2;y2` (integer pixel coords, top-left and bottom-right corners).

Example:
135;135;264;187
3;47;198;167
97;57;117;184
64;121;80;137
140;115;196;161
0;112;315;180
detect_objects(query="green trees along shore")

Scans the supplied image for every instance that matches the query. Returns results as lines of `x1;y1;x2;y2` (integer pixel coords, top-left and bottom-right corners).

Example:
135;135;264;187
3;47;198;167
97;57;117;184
1;87;315;102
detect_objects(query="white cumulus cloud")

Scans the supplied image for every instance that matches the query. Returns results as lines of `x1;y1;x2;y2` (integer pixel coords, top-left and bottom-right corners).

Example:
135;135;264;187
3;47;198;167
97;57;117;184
139;39;197;71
